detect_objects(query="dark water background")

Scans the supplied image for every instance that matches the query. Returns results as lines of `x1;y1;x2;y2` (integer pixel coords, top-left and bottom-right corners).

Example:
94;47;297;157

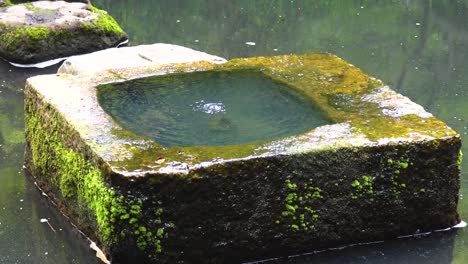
1;0;468;263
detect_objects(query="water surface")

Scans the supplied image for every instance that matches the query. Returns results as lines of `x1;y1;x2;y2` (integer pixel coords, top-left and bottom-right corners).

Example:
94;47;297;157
98;71;330;146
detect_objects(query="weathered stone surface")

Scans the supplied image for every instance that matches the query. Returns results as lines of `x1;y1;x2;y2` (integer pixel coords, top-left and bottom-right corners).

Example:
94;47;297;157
0;1;127;64
24;44;462;263
0;0;9;8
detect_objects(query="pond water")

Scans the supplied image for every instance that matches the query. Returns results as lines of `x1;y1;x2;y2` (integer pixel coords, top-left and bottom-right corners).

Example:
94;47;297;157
1;0;468;263
97;71;330;147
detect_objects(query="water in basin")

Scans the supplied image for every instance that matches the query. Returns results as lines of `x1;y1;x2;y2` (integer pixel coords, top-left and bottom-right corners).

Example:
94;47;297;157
97;71;331;147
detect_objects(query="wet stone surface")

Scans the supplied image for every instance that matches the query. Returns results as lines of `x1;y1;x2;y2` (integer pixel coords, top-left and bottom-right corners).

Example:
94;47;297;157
24;44;462;263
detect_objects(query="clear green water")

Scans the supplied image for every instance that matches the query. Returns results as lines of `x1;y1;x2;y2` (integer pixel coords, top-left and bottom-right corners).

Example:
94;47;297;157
1;0;468;263
98;71;330;146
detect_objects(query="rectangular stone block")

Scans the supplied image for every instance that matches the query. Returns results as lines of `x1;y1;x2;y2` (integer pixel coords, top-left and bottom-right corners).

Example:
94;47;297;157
24;44;461;263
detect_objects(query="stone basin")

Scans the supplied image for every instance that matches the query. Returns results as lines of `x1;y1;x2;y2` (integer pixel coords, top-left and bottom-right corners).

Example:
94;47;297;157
24;44;462;263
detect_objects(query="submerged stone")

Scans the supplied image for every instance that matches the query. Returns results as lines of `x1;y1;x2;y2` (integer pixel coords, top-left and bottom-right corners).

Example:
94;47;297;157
24;44;462;263
0;1;127;65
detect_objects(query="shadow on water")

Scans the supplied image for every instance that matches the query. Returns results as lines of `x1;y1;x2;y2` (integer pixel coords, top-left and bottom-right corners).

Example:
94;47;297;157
1;0;468;263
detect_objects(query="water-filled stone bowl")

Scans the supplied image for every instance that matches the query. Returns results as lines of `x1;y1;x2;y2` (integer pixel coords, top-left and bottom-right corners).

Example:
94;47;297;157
24;44;461;263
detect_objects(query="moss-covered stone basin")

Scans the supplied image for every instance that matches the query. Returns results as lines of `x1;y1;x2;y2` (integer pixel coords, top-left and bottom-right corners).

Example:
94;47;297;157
24;43;462;263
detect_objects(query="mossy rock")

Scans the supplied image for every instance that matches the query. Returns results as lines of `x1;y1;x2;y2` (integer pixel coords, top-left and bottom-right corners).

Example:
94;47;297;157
24;44;462;263
0;1;127;64
0;0;11;8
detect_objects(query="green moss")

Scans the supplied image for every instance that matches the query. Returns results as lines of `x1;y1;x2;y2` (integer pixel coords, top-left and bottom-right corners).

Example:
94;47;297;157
281;178;322;232
457;150;463;170
397;161;409;169
0;26;51;52
350;175;373;199
25;89;167;256
26;111;118;242
84;6;125;35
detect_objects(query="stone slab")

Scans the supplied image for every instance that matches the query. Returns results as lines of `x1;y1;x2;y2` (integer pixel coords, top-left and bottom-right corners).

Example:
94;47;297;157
24;43;462;263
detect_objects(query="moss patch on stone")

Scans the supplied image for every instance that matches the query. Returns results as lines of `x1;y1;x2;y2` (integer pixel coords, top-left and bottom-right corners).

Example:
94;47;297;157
86;6;125;35
24;86;167;258
0;2;127;64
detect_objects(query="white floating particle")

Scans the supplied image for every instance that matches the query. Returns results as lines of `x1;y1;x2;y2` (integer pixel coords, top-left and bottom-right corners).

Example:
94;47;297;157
176;19;180;23
40;219;48;223
416;22;421;26
245;42;256;46
20;199;24;202
273;48;278;51
194;39;199;42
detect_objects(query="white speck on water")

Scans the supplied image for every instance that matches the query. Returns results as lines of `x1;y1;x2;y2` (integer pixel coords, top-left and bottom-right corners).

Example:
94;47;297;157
245;41;256;46
415;66;419;70
194;39;199;42
273;48;278;51
40;219;48;223
45;252;48;255
361;6;364;8
19;207;23;210
191;100;226;114
416;22;421;26
19;199;24;202
297;73;304;77
176;19;180;23
414;35;418;38
356;12;360;15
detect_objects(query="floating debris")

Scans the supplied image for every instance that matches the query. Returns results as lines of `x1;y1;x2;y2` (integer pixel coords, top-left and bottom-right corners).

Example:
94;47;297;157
90;241;111;264
245;41;256;46
40;218;56;233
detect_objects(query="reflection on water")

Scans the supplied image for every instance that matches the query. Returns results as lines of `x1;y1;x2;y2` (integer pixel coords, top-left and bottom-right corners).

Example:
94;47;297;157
1;0;468;263
98;71;330;146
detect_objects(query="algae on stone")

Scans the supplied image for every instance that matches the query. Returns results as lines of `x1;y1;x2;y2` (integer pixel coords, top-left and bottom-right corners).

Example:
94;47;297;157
0;1;127;64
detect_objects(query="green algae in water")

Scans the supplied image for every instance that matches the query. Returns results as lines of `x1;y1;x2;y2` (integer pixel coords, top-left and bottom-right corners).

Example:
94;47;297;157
98;71;331;146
